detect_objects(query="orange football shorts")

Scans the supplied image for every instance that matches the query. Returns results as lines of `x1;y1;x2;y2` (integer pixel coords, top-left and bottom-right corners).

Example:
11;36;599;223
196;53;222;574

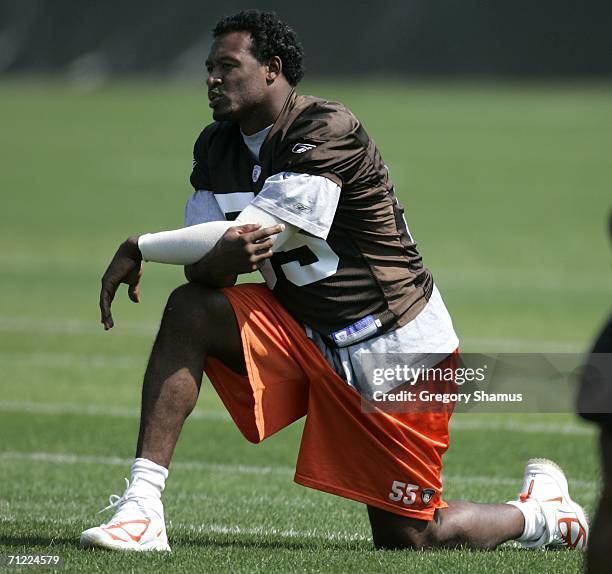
204;283;458;520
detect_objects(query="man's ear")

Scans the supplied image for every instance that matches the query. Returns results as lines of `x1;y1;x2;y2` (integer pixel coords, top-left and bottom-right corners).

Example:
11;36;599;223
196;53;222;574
266;56;283;84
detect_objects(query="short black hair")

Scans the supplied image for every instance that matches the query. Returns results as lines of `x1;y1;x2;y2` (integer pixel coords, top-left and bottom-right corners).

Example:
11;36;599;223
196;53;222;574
213;10;304;86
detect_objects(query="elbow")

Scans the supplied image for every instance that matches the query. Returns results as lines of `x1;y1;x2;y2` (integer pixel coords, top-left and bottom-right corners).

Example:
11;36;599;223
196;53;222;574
216;274;238;288
184;265;195;282
183;264;237;288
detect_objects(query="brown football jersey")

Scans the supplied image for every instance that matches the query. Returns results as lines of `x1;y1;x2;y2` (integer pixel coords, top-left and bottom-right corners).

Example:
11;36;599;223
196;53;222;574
190;90;433;343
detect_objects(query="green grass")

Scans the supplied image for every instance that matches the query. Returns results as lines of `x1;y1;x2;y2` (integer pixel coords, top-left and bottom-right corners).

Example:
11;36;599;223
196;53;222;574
1;79;610;572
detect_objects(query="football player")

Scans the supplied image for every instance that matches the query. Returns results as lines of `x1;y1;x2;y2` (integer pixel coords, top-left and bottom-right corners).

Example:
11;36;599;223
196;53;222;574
81;10;588;552
577;213;612;573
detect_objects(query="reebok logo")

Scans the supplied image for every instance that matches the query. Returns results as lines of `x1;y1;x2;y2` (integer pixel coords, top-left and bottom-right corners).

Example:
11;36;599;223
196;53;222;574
292;143;317;154
294;202;311;213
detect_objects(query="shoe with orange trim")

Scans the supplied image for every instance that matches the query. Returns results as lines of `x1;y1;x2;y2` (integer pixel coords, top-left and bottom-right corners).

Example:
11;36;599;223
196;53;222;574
80;479;170;551
512;458;588;550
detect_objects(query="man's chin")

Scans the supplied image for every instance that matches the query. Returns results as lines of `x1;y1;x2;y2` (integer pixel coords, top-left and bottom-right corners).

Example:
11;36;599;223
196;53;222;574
211;107;233;122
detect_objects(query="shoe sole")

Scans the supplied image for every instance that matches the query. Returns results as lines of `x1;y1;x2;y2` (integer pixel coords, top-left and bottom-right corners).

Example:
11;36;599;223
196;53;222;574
80;530;171;552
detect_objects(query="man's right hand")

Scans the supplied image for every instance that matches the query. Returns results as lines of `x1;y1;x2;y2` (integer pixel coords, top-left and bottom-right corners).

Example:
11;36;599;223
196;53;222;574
184;223;283;286
99;236;143;330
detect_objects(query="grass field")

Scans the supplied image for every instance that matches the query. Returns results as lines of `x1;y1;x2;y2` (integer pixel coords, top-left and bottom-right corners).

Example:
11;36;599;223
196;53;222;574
0;79;610;573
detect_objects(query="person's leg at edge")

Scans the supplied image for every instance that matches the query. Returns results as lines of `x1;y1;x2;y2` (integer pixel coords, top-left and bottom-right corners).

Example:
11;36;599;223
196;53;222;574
368;457;588;550
80;283;245;549
135;282;246;470
586;425;612;574
368;502;524;550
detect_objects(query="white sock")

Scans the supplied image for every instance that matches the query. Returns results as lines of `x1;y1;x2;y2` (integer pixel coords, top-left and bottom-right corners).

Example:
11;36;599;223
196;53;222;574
507;499;545;542
128;458;168;500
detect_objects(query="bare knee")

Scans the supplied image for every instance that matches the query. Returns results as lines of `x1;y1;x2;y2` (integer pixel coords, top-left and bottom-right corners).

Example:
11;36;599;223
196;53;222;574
372;529;430;550
159;283;245;373
368;506;439;550
162;283;223;334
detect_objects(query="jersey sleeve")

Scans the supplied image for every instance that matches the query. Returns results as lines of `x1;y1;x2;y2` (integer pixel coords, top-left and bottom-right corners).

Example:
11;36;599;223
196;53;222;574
271;103;368;188
253;103;365;238
251;172;340;239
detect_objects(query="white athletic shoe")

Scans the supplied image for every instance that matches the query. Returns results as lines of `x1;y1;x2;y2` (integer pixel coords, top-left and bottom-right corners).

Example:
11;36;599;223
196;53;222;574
513;458;588;550
80;479;170;551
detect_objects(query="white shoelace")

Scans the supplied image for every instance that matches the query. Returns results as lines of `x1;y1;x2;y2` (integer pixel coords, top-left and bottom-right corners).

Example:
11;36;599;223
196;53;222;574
98;477;134;514
97;477;164;529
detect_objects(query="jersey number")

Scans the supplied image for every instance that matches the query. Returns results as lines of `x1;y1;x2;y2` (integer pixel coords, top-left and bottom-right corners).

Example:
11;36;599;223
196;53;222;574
261;234;339;288
215;191;339;288
388;481;419;505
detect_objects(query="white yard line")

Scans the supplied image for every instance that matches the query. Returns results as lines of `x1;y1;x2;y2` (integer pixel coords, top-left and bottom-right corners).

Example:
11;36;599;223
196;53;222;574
0;450;598;491
0;316;155;337
185;523;369;542
0;514;369;542
458;337;586;353
0;315;587;351
448;473;597;491
0;451;293;477
0;400;230;421
0;400;593;436
0;352;144;369
450;419;595;436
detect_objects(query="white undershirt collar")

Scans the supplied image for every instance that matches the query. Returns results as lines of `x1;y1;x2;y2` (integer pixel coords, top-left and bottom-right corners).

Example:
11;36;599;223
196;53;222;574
241;124;273;161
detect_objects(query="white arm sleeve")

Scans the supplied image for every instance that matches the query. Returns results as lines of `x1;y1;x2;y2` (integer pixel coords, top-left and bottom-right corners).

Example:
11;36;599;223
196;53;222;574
137;203;296;265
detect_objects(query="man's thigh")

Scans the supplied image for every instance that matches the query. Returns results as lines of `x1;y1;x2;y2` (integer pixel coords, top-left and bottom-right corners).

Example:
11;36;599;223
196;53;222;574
367;505;430;548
